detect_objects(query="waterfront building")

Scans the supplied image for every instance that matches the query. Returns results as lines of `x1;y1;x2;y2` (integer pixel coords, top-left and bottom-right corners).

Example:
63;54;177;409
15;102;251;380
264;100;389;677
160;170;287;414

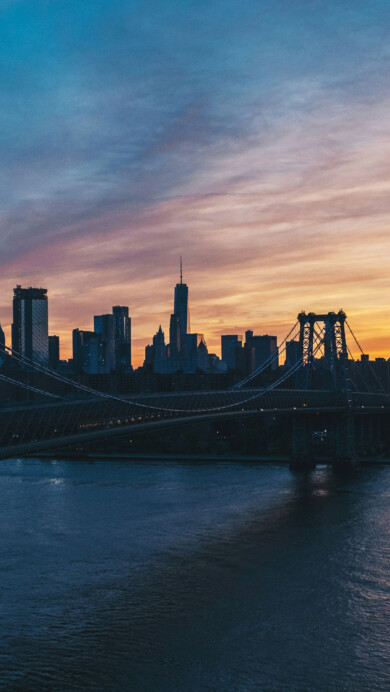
221;334;243;369
236;342;255;377
184;333;208;372
245;331;278;371
285;340;302;367
169;313;181;357
152;326;167;374
94;314;115;372
112;306;131;371
48;335;60;370
144;344;154;367
12;286;48;364
174;258;190;337
72;328;110;374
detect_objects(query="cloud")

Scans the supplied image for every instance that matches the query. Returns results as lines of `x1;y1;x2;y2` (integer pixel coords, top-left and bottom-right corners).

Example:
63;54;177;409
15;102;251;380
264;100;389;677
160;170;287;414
1;0;390;364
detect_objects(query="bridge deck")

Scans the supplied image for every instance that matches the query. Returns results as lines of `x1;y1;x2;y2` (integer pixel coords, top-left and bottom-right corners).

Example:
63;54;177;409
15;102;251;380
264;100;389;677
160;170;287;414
0;389;388;459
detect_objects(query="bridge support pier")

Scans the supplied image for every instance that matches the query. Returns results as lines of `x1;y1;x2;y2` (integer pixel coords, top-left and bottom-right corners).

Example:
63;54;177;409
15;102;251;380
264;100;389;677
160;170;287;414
332;413;357;471
290;417;316;471
356;414;383;458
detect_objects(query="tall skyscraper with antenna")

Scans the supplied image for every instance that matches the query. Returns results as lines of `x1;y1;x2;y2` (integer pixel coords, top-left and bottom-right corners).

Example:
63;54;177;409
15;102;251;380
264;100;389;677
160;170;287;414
173;257;190;337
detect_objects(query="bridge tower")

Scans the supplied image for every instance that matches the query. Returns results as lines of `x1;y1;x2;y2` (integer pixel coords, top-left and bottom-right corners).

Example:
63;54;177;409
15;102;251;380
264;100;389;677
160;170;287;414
291;310;356;470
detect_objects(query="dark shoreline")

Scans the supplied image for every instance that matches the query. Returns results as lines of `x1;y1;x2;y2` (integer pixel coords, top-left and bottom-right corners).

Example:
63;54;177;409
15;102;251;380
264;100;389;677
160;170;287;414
25;452;390;465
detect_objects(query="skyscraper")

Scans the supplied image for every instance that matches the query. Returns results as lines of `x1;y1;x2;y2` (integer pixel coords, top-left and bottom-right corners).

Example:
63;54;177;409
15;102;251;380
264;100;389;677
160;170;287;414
48;335;60;370
285;340;302;368
12;286;49;364
174;257;190;337
245;331;278;371
112;306;131;371
152;325;166;373
0;322;5;348
94;314;115;372
169;313;181;357
72;328;109;374
221;334;243;370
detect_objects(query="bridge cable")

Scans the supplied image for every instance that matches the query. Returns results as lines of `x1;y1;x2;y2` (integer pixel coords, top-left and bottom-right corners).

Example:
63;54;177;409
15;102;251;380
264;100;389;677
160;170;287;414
345;343;371;393
1;333;300;411
1;341;306;413
346;321;390;399
232;322;299;389
0;372;62;399
0;326;326;415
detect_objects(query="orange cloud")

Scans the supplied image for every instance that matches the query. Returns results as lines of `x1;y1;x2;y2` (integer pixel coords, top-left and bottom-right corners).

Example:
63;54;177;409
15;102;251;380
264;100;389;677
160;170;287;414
1;91;390;366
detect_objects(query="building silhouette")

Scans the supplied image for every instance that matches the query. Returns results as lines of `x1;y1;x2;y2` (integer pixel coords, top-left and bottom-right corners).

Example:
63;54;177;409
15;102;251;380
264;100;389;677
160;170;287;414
48;335;60;370
169;313;181;358
143;263;227;375
245;331;278;371
174;258;190;338
221;334;243;370
94;314;115;373
0;322;5;348
72;328;111;374
112;306;131;371
152;325;166;373
285;340;302;367
12;286;48;364
184;333;208;372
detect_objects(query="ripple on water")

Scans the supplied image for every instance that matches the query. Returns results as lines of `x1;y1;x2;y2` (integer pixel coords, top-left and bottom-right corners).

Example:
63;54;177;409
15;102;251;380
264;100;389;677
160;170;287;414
0;459;389;691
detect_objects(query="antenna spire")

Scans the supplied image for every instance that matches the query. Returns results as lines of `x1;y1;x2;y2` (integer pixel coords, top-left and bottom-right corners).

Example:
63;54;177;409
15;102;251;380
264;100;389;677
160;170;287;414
180;256;183;284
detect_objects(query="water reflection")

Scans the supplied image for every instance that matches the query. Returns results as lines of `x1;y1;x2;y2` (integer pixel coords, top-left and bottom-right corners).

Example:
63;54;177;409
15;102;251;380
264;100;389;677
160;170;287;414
0;459;388;691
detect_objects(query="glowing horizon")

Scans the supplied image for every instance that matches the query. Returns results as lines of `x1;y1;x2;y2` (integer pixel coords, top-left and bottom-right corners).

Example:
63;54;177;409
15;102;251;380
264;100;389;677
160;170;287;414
1;1;390;367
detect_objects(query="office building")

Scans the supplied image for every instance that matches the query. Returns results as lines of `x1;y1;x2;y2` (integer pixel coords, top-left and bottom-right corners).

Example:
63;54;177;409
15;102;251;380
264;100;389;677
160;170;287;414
169;313;181;357
12;286;48;364
48;335;60;370
94;314;115;372
185;333;208;372
152;326;166;373
221;334;243;370
285;340;302;368
72;328;110;374
113;306;131;371
236;343;255;377
245;331;278;371
174;258;190;337
0;322;5;348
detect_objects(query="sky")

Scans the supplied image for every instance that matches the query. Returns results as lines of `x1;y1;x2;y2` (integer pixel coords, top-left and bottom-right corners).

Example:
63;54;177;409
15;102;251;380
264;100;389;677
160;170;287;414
1;0;390;366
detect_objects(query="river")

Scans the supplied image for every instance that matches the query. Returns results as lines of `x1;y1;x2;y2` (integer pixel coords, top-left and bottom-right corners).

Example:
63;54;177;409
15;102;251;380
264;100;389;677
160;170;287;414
0;457;389;691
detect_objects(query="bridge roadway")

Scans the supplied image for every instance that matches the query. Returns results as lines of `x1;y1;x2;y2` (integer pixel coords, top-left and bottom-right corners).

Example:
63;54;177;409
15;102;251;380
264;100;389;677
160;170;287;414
0;388;388;459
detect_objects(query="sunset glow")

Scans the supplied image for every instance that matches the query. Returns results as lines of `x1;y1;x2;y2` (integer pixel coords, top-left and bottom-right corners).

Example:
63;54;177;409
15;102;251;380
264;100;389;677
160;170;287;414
1;1;390;366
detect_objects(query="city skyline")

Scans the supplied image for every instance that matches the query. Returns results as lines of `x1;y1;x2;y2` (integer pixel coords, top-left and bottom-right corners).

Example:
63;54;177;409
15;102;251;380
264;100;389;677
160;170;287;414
0;269;385;369
1;4;390;691
1;1;390;366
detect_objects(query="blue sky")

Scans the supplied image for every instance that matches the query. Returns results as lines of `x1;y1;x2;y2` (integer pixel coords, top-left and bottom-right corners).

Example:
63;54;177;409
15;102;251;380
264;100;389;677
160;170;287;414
1;0;390;363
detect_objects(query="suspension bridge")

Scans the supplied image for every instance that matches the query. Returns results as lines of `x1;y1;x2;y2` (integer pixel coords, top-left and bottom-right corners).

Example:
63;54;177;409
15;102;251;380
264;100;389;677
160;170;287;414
0;311;389;469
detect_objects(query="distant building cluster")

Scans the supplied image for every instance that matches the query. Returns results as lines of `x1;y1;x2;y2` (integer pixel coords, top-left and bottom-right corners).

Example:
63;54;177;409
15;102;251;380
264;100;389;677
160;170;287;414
2;270;390;402
0;268;282;381
144;262;221;374
142;262;279;377
0;285;131;376
73;306;131;374
2;266;388;392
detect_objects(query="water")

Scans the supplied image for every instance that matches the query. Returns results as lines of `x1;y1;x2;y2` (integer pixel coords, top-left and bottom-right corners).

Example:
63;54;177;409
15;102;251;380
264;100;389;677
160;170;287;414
0;458;389;691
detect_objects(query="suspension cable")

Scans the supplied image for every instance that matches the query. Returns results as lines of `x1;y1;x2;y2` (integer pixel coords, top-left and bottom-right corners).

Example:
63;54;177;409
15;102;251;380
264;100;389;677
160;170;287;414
345;343;371;393
346;321;389;398
0;323;326;414
0;372;62;399
1;341;304;413
232;321;299;389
